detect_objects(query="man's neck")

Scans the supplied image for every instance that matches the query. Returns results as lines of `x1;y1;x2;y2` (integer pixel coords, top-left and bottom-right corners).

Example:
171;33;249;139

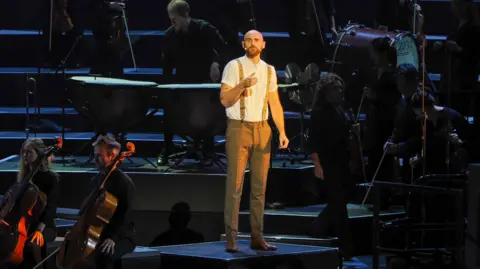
246;55;261;64
181;18;192;32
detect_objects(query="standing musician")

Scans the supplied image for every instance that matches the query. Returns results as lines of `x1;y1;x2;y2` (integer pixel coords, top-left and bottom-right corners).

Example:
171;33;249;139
159;0;227;165
365;37;401;209
308;73;354;261
0;138;60;269
83;135;136;269
220;30;289;252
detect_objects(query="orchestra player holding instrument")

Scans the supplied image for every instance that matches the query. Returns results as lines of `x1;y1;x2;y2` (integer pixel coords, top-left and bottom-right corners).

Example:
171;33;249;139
0;138;61;269
220;30;289;252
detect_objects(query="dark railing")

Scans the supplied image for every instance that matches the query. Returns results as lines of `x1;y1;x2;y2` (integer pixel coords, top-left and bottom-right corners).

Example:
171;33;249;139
370;179;465;269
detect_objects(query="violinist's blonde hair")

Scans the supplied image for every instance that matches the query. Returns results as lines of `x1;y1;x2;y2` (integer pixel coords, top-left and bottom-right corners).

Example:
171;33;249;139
17;138;52;182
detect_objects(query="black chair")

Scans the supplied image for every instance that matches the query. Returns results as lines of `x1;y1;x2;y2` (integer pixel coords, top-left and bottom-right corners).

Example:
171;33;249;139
158;83;227;172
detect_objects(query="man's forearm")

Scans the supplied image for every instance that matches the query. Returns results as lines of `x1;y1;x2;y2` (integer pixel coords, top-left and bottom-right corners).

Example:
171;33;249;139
271;105;285;135
330;16;336;30
220;82;245;107
312;152;321;166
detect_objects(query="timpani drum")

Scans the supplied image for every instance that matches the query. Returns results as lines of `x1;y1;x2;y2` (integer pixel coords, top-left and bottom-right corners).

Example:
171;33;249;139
67;76;158;134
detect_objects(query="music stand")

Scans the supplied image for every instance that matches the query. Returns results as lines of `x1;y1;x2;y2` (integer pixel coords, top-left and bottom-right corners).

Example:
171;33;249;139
66;76;159;168
158;83;227;172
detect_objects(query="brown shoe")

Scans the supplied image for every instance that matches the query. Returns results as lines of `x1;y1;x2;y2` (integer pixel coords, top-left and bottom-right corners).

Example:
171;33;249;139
250;238;277;251
226;238;239;252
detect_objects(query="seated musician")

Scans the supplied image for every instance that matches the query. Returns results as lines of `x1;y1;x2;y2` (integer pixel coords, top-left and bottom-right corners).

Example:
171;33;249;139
159;0;227;165
408;91;471;174
384;64;434;157
308;73;354;261
2;138;60;269
87;135;135;269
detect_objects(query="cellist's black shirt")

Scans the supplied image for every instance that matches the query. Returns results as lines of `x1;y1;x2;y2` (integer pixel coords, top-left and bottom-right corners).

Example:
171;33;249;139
89;169;135;243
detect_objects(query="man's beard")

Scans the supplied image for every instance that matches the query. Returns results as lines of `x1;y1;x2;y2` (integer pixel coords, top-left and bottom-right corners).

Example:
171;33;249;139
246;47;260;57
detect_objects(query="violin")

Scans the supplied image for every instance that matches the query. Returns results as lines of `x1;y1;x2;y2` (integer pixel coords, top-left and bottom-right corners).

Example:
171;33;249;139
56;142;135;269
0;137;63;265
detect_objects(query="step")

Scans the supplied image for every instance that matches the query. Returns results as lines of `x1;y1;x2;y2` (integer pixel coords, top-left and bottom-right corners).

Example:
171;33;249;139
0;30;452;71
0;131;210;157
2;0;476;33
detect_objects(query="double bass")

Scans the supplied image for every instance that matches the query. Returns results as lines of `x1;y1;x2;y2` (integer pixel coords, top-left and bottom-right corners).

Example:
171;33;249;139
56;142;135;269
0;137;63;265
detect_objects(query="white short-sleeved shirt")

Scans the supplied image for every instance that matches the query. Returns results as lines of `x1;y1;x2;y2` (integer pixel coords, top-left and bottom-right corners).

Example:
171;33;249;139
221;56;278;122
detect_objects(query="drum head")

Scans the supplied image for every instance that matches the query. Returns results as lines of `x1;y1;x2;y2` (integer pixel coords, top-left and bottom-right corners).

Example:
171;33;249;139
67;76;156;133
69;76;158;87
392;34;419;71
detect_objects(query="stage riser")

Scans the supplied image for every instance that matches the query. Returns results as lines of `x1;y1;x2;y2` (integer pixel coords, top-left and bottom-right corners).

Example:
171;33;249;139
0;0;469;35
242;167;319;210
0;113;164;133
0;33;453;75
238;209;404;256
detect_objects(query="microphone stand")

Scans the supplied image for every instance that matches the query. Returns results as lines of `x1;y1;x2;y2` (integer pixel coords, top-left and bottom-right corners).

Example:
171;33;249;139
53;35;82;164
310;0;325;48
25;77;36;139
248;0;257;29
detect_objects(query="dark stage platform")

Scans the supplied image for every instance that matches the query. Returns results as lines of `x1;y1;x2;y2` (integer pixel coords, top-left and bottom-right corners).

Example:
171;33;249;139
152;240;340;269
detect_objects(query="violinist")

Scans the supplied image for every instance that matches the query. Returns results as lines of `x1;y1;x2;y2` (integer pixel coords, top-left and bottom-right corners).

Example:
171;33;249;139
87;135;135;269
1;138;60;269
308;73;354;261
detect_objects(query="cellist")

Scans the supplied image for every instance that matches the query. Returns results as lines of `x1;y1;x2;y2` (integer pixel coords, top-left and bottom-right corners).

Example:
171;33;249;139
86;135;135;269
2;138;60;269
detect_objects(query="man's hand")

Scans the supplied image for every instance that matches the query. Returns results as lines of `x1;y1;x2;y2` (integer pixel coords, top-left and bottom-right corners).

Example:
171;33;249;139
409;154;421;168
278;133;289;149
210;62;221;82
445;40;462;53
314;163;324;180
384;141;400;155
330;27;338;39
100;238;115;255
30;231;44;247
241;73;257;88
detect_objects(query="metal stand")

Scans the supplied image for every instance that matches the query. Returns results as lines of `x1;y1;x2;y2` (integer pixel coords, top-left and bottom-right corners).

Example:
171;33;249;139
121;7;137;71
52;35;82;164
25;77;36;139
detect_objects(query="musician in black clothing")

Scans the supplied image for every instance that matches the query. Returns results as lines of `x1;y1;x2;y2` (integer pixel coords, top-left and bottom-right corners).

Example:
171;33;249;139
364;38;401;208
159;0;227;165
282;0;337;68
9;138;60;269
408;92;471;174
308;73;354;260
87;135;135;269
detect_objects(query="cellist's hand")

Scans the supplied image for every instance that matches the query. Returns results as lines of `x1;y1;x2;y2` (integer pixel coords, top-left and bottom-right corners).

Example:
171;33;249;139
101;239;115;255
30;231;44;247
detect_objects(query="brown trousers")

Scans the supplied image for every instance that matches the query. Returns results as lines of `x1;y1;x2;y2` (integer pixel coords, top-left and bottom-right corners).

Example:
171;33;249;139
224;119;272;239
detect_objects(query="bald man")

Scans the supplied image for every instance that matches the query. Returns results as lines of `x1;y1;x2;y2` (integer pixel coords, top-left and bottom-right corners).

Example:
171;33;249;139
220;30;289;252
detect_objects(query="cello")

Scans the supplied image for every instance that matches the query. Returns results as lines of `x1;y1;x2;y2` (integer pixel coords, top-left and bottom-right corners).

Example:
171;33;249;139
0;136;63;265
56;142;135;269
